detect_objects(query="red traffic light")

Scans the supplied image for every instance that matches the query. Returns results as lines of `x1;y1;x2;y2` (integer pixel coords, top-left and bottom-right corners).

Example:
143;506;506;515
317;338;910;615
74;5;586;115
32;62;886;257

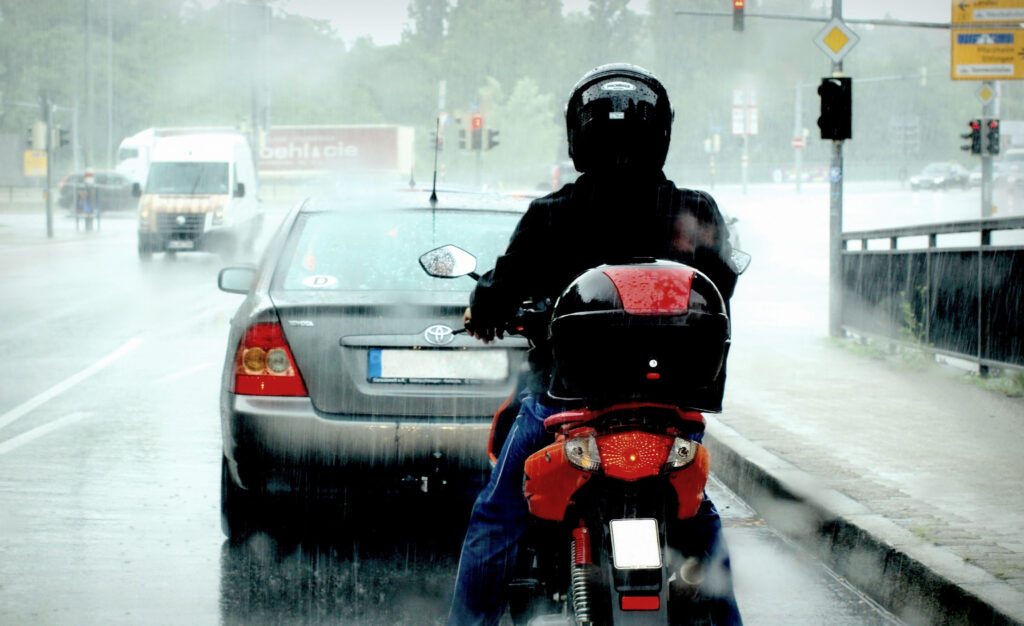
471;115;483;130
733;0;744;7
970;120;982;130
988;120;999;129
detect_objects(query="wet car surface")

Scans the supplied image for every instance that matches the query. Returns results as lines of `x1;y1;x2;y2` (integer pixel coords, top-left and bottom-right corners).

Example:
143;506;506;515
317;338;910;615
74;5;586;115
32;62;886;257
217;190;531;537
908;162;970;191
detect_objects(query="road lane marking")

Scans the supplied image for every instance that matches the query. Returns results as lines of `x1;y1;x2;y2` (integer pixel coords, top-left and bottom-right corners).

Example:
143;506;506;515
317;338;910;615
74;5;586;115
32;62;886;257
156;362;215;385
0;338;143;432
0;411;91;455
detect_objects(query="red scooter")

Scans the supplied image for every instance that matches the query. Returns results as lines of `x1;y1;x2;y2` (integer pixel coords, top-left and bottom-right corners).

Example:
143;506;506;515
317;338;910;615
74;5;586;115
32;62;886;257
420;245;741;625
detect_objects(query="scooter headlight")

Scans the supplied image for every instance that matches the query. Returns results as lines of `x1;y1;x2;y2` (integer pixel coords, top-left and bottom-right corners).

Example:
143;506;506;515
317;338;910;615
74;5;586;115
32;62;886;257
564;435;601;472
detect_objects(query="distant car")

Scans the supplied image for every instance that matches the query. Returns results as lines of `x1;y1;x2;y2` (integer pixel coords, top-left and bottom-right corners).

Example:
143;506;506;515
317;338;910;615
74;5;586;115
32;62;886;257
216;190;531;537
909;162;970;191
57;170;136;211
969;162;1009;187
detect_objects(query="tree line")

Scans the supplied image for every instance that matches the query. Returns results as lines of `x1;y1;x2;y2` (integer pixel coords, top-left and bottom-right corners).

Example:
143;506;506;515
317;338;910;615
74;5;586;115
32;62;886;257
1;0;1019;188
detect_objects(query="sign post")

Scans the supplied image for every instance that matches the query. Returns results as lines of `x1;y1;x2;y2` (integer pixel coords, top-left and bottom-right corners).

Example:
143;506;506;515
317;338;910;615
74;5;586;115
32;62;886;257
731;88;758;195
814;4;858;338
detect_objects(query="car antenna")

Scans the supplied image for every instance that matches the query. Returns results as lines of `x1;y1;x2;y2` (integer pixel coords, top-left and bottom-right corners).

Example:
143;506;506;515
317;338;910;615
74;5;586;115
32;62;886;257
429;115;439;208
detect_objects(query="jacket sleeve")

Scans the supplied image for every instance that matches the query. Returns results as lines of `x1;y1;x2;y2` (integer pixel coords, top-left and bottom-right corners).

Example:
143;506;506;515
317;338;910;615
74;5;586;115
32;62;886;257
469;200;553;328
677;188;740;303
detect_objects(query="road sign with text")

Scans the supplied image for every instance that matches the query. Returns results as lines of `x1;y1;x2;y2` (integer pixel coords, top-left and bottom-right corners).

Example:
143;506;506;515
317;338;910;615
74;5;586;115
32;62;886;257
952;0;1024;24
951;29;1024;80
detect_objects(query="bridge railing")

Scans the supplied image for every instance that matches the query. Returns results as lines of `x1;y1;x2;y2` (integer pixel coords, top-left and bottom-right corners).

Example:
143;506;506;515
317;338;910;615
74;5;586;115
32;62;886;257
841;216;1024;373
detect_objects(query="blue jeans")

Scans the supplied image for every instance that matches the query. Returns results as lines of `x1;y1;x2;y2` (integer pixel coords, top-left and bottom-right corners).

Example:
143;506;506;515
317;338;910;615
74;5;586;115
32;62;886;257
447;392;742;625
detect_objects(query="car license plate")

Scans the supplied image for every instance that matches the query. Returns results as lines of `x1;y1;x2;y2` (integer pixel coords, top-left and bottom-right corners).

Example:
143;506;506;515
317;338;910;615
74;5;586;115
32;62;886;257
167;240;195;250
367;349;508;384
610;518;662;570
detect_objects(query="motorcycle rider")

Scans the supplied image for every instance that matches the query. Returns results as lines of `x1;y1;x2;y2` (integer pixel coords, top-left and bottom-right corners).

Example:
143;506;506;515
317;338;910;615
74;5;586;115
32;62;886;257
448;63;743;625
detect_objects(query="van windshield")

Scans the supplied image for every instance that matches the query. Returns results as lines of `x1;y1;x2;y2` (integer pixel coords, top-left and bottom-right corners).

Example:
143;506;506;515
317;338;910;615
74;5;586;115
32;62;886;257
118;147;139;160
146;162;229;195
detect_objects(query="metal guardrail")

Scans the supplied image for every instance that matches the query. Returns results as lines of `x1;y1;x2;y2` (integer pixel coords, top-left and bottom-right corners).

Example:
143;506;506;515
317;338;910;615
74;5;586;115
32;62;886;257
841;216;1024;373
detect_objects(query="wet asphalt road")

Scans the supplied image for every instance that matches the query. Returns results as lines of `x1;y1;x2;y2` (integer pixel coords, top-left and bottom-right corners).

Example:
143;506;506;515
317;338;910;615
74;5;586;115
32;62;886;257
0;194;905;624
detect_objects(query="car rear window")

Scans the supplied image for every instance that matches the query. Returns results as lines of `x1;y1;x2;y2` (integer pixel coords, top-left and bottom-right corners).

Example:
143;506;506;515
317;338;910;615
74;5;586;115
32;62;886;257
275;209;520;292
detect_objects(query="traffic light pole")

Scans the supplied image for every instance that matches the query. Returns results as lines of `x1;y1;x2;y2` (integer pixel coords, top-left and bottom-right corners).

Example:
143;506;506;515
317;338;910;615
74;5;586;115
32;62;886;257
981;80;996;218
828;0;844;338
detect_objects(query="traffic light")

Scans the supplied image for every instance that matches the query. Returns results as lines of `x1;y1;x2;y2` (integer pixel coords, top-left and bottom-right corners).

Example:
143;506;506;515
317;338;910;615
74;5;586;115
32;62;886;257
471;115;483;151
985;118;1000;155
961;119;982;155
27;121;47;150
487;129;500;150
429;130;443;151
458;128;466;150
51;125;70;150
817;77;851;140
732;0;744;32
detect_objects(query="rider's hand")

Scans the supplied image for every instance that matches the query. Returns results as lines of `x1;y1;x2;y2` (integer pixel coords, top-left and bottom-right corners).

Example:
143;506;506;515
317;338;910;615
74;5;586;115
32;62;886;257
463;307;502;343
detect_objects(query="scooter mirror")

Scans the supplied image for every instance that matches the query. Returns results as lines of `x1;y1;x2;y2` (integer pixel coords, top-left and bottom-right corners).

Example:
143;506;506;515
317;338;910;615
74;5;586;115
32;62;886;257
419;245;478;279
729;249;752;275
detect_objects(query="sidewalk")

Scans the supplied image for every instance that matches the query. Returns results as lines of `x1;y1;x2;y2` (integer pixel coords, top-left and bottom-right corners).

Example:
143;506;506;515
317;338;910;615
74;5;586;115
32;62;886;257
711;324;1024;624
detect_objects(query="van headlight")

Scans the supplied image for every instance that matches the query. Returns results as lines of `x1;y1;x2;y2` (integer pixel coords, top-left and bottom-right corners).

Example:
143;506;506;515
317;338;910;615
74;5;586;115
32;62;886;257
212;210;224;225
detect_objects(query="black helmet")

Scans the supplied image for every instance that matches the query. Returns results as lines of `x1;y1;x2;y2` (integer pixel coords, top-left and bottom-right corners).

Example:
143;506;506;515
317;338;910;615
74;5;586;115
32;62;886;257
565;63;674;174
546;260;730;412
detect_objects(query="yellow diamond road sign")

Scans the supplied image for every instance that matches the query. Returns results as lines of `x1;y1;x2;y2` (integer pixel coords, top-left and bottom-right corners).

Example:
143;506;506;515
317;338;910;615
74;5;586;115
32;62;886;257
976;84;995;103
815;18;860;64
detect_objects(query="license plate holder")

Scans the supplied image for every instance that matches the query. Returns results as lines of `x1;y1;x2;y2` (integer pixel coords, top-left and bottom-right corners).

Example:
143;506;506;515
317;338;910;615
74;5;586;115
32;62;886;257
367;348;508;384
166;240;195;250
610;518;662;570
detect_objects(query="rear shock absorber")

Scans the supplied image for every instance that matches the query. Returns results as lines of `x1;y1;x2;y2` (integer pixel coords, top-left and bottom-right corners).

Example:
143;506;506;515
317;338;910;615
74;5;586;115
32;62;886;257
570;524;594;624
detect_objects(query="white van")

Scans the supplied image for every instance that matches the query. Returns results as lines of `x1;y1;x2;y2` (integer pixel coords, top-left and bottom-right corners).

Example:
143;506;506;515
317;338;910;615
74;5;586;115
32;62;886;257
135;133;263;259
116;129;158;186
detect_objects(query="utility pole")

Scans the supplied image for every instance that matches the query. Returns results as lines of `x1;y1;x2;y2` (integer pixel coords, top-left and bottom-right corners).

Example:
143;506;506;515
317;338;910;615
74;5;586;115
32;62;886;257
793;81;803;193
40;92;54;238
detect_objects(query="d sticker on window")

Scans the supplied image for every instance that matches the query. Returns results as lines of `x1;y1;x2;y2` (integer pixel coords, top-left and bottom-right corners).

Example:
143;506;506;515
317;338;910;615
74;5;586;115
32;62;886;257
302;274;338;288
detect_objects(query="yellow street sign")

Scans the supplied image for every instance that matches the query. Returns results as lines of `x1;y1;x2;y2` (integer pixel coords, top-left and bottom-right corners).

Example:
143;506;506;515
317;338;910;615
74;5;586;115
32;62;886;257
951;29;1024;80
23;150;47;178
976;83;996;102
814;18;860;64
952;0;1024;24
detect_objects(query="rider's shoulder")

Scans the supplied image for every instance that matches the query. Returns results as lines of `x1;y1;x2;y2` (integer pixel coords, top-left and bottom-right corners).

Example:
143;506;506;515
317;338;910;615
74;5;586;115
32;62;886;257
662;180;721;214
527;181;576;213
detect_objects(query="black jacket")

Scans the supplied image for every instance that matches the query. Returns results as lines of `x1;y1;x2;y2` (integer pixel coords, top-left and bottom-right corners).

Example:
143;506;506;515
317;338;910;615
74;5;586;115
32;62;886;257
470;169;738;392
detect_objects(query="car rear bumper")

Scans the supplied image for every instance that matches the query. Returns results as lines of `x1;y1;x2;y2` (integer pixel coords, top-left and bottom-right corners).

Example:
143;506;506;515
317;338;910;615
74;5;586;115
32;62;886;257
224;395;494;490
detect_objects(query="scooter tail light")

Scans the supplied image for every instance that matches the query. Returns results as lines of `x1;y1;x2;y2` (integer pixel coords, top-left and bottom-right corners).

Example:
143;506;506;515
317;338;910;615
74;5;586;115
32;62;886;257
597;431;674;481
665;437;699;470
232;322;308;396
563;435;601;472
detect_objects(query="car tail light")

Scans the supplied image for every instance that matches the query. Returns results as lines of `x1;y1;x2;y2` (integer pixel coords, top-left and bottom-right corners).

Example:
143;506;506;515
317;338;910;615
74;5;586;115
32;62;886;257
232;322;307;396
596;431;673;481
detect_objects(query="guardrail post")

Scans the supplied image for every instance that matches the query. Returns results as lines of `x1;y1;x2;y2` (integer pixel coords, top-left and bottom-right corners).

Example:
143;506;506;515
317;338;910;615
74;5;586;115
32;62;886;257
978;227;991;376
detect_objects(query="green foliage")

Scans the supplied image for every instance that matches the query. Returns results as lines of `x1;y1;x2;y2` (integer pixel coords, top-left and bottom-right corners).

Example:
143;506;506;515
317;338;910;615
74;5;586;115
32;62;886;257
2;0;1018;186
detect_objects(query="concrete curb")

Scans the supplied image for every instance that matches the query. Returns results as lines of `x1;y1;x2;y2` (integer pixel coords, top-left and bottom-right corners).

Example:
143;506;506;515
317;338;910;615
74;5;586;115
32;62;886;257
704;417;1024;626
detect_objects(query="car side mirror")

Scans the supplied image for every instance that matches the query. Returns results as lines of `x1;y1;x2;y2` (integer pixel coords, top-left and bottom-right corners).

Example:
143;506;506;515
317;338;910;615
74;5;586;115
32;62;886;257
234;182;245;198
419;245;478;279
218;266;258;294
132;182;141;198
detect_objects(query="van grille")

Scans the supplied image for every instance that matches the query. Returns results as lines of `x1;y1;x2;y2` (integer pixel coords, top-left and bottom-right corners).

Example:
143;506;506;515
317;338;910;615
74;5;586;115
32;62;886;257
156;213;205;235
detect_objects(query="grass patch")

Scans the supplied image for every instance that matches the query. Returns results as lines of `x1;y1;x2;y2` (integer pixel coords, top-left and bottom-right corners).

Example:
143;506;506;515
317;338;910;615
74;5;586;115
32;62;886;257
964;371;1024;398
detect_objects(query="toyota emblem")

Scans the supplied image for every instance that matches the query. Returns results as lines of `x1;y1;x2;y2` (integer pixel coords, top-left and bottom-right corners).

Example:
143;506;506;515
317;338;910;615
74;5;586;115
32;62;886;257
424;324;455;346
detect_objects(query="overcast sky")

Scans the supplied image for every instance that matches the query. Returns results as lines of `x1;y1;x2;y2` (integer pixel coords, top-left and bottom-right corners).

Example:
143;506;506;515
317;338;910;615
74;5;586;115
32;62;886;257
278;0;951;47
